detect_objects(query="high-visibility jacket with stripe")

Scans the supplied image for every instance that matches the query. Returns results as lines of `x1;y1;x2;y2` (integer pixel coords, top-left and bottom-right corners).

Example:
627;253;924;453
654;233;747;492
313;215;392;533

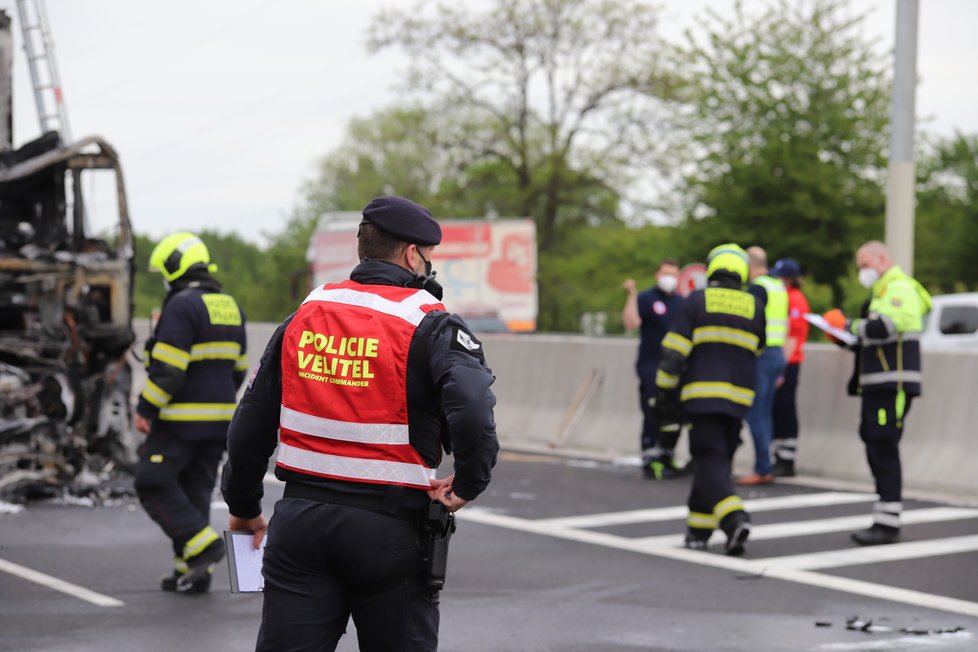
850;265;931;397
751;274;789;347
136;284;248;439
655;283;766;419
277;281;445;490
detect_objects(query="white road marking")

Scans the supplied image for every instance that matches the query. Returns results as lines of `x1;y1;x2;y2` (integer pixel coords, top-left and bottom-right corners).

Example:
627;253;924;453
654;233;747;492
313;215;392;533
536;491;878;528
766;534;978;570
635;507;978;547
0;558;124;607
457;507;978;619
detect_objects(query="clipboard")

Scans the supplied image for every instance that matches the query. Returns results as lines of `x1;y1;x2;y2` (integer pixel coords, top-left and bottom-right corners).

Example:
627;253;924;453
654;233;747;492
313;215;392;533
803;313;858;346
224;530;267;593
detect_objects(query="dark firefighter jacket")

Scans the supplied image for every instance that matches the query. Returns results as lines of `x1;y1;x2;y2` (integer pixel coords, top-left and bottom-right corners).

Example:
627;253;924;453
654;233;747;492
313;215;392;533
655;277;766;420
136;274;248;440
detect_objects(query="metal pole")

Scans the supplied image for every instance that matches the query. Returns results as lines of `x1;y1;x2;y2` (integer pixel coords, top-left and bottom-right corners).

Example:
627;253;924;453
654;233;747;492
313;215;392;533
0;11;12;150
885;0;919;273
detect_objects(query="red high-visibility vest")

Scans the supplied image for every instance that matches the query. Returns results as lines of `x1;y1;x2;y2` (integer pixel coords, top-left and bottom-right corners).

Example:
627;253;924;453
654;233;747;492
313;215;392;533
278;281;445;490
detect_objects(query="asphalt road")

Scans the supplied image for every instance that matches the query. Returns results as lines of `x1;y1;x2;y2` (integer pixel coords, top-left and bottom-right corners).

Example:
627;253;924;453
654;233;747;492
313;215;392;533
1;451;977;652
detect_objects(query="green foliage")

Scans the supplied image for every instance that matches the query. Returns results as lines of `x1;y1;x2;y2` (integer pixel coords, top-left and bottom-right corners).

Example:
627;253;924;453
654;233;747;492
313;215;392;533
915;133;978;293
132;219;317;324
537;222;686;332
675;0;890;305
367;0;678;250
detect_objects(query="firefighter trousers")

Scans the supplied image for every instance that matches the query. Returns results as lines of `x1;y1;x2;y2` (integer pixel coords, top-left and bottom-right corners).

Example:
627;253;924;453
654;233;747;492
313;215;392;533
687;414;744;528
134;427;225;557
256;497;438;652
858;390;913;504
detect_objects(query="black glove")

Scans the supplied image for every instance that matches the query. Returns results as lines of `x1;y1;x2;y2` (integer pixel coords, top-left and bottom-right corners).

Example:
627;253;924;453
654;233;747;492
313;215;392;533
652;390;682;422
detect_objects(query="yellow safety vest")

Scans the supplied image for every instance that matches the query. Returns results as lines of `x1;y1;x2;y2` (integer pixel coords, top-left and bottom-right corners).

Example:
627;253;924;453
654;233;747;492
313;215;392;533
753;275;788;346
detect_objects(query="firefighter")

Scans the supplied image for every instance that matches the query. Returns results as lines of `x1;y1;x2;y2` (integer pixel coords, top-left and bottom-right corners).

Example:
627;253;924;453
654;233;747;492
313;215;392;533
654;243;765;556
134;232;247;593
221;196;498;651
824;240;931;546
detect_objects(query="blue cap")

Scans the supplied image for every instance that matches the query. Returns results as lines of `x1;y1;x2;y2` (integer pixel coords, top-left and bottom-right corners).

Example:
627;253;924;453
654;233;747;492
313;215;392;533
771;258;802;278
361;196;442;246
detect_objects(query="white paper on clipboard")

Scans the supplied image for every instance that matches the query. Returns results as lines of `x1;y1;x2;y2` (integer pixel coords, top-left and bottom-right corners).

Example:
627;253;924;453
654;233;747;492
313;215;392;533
803;313;858;346
225;530;266;593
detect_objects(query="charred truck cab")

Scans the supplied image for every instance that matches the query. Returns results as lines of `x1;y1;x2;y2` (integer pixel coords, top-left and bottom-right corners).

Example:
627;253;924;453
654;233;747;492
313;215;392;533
0;131;136;498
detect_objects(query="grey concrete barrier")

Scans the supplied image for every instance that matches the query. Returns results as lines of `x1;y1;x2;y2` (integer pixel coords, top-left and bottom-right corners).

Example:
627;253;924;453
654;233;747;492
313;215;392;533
130;321;976;496
481;335;978;497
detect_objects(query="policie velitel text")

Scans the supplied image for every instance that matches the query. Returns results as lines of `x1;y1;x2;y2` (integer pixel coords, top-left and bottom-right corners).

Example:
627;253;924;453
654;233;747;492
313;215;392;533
296;330;379;387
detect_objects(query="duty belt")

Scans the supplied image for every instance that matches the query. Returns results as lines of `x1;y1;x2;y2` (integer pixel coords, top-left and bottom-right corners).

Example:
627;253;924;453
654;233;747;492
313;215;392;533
283;481;423;523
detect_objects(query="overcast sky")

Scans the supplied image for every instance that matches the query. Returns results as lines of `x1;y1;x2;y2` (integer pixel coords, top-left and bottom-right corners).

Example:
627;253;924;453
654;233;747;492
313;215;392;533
2;0;974;244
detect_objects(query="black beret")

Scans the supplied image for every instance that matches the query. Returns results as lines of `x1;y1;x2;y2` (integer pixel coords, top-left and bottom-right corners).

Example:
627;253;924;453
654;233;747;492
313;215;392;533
361;196;442;246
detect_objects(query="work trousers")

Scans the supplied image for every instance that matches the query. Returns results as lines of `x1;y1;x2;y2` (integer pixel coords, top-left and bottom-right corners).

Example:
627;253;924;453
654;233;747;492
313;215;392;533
134;426;225;557
256;497;438;652
687;414;743;530
745;346;786;475
772;362;801;462
638;376;661;454
858;390;913;504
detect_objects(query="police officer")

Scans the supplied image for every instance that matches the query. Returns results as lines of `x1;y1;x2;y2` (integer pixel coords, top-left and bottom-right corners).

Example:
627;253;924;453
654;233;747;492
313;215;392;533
825;240;931;546
134;232;248;593
221;196;499;651
622;259;685;479
654;244;765;556
738;246;788;485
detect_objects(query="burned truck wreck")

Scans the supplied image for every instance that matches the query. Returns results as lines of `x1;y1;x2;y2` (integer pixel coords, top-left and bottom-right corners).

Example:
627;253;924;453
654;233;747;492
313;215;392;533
0;131;136;500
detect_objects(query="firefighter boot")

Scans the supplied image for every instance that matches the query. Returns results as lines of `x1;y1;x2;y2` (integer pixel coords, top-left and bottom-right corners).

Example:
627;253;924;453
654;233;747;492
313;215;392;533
851;524;900;546
720;512;751;557
178;530;225;592
161;557;213;594
643;450;692;480
683;527;711;552
772;459;795;478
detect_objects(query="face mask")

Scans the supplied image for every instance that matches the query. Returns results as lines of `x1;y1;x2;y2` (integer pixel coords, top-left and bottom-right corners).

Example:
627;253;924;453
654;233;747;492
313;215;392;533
858;267;879;289
657;274;678;294
410;248;444;300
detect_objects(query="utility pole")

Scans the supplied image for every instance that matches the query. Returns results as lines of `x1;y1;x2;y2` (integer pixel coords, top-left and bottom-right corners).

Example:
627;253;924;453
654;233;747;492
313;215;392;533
885;0;919;273
0;10;12;150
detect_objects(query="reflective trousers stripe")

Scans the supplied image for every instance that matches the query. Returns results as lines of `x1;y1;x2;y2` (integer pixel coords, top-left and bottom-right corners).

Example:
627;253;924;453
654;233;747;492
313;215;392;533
714;495;744;520
280;406;410;445
158;402;236;421
860;370;923;386
183;526;219;559
276;442;435;489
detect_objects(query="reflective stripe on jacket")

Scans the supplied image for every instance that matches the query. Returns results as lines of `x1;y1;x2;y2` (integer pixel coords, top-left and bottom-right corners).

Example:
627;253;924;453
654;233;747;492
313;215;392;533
656;285;767;419
136;286;247;438
278;282;445;490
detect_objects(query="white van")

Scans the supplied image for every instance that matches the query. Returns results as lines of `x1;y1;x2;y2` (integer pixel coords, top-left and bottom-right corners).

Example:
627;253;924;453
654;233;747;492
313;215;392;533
920;293;978;352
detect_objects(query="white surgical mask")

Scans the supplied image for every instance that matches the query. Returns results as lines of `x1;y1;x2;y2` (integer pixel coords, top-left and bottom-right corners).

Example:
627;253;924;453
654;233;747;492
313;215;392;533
858;267;879;289
657;274;678;294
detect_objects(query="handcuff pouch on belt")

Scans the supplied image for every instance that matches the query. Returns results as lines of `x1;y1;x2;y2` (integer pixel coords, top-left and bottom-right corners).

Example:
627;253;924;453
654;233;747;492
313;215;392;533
421;501;456;590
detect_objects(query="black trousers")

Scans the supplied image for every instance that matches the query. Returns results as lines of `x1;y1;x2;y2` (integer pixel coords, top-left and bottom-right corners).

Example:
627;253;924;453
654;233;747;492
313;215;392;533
639;377;661;452
773;362;801;444
859;390;913;503
256;498;438;652
134;427;225;557
687;414;742;525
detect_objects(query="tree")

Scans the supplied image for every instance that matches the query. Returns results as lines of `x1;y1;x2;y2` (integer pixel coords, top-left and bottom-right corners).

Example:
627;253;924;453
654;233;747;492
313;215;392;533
367;0;677;250
915;133;978;292
676;0;890;304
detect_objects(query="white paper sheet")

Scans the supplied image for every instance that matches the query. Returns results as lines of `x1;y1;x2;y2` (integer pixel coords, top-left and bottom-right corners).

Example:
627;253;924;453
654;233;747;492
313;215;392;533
803;312;858;346
224;531;266;593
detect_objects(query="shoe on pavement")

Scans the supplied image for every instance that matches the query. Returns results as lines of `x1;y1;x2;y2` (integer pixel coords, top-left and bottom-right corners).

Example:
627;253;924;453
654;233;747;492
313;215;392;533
642;457;693;480
177;539;225;592
683;536;709;552
851;525;900;546
161;568;213;594
772;461;795;478
735;473;774;486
